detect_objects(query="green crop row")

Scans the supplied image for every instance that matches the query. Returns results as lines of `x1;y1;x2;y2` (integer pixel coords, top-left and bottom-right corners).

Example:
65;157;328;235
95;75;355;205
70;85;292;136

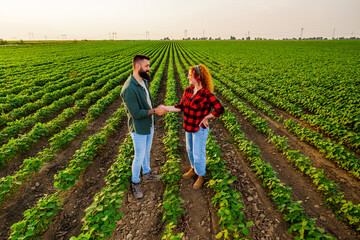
0;57;112;101
206;133;253;240
181;41;360;153
219;108;335;239
258;78;360;133
175;43;253;239
183;45;360;231
234;75;360;153
68;42;171;240
53;90;126;190
70;135;133;240
181;41;360;134
0;76;80;114
192;46;360;232
0;41;158;87
0;65;122;143
0;64;130;168
214;72;360;232
9;192;64;240
284;119;360;179
159;44;184;240
193;53;360;180
177;43;335;239
0;44;165;202
0;55;116;116
9;104;127;239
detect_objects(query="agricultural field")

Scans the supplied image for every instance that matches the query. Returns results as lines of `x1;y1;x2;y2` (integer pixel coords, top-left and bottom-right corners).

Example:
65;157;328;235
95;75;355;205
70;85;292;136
0;40;359;240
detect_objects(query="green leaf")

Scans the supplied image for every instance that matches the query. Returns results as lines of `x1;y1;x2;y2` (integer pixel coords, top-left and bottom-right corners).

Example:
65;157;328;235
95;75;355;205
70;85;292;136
246;221;253;227
242;227;249;236
102;214;108;222
215;231;223;239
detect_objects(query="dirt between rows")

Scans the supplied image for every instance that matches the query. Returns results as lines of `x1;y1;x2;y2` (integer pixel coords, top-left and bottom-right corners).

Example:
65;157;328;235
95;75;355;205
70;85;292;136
209;117;290;240
173;54;221;240
0;50;166;240
42;111;128;239
110;51;222;240
215;92;360;239
182;50;360;239
41;55;169;239
2;46;359;240
224;81;360;215
109;51;171;240
0;103;80;179
175;52;290;239
0;96;126;239
262;104;360;199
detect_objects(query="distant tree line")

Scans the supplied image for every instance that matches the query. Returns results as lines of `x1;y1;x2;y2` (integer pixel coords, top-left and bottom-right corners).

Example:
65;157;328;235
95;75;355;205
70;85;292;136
0;39;25;45
160;36;360;41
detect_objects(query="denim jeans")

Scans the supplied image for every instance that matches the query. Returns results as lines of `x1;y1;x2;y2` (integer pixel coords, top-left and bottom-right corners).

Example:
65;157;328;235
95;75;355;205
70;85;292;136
130;126;154;183
185;127;209;176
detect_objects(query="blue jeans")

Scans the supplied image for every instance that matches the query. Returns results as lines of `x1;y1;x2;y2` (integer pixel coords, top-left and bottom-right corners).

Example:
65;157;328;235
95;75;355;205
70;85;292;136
130;126;154;183
185;127;209;176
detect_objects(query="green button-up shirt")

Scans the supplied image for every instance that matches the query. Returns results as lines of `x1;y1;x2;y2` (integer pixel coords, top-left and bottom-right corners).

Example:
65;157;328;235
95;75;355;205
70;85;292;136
120;73;155;135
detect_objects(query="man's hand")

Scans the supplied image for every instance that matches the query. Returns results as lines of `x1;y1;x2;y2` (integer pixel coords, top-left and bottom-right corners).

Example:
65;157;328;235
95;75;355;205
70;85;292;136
155;105;167;116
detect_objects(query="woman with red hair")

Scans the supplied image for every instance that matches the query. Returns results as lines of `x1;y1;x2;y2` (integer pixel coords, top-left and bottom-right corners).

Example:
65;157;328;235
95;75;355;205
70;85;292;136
162;64;225;189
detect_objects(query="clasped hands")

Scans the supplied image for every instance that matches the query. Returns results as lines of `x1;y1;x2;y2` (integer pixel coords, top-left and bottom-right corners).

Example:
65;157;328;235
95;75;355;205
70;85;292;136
154;105;210;127
154;104;168;116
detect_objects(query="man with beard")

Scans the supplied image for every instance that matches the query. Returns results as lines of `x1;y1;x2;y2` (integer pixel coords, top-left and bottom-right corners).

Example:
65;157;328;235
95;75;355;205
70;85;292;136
120;54;165;199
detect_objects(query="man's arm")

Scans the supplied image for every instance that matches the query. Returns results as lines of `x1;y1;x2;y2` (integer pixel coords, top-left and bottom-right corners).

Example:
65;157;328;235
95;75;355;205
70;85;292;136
122;88;149;120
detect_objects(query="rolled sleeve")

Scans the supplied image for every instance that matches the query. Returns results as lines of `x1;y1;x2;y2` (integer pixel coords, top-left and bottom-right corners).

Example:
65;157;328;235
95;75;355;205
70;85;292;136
174;103;183;111
209;94;225;118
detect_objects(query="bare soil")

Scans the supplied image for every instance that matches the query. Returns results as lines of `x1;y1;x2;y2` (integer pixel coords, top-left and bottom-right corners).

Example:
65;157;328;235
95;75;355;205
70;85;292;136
179;50;360;239
0;96;125;239
214;90;360;239
0;106;85;179
1;45;359;240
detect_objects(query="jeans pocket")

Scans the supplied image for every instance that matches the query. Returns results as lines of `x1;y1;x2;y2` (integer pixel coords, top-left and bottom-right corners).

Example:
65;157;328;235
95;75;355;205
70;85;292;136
196;126;209;138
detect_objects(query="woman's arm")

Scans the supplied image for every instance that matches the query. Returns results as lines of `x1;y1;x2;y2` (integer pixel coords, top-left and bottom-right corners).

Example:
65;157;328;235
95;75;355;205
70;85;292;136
199;92;225;127
163;106;181;112
168;88;187;113
199;113;214;127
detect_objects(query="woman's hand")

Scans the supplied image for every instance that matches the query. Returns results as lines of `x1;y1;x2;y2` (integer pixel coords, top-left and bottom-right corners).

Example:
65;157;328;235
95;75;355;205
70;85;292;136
199;113;214;128
199;117;209;128
163;106;181;112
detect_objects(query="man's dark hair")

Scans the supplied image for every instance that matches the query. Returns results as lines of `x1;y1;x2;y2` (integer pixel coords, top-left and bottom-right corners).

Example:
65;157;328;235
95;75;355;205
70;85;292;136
133;54;150;69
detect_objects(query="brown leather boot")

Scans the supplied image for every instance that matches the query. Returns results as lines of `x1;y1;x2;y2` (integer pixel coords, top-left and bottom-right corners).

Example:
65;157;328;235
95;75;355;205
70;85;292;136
193;176;205;189
182;168;196;179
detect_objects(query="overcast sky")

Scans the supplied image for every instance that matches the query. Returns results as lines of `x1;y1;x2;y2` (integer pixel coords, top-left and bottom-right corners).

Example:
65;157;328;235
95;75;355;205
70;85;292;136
1;0;359;40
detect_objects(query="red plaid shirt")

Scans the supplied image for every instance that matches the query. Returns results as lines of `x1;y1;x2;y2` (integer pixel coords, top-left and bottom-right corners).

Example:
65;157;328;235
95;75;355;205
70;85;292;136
174;86;225;132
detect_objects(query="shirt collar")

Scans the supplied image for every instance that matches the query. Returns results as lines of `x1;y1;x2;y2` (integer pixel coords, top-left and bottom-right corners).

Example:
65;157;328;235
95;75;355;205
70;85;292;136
130;73;147;86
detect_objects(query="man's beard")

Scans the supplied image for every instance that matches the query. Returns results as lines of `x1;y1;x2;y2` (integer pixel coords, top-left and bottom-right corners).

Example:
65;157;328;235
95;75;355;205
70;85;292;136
139;69;150;80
